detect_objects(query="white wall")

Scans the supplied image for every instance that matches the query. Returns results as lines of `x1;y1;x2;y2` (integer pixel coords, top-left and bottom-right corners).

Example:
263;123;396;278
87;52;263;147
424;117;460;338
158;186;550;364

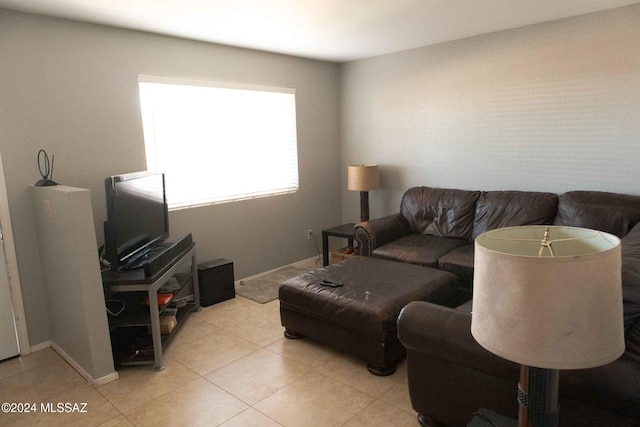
340;4;640;223
31;186;115;381
0;10;340;347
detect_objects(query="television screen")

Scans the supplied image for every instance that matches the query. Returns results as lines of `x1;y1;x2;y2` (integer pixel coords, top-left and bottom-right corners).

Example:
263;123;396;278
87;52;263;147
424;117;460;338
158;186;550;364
104;170;169;269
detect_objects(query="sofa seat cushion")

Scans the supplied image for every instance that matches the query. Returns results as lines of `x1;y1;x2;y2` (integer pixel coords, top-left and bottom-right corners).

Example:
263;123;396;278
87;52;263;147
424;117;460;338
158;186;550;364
372;234;468;268
400;187;480;240
472;191;558;239
455;299;473;314
438;244;475;287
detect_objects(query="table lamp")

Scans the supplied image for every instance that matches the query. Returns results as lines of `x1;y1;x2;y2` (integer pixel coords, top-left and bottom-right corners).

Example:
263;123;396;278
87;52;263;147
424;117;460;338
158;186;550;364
472;226;625;427
348;164;379;222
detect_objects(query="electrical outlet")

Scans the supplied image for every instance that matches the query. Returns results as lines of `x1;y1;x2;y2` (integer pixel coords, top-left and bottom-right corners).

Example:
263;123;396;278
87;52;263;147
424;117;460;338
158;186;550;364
307;229;313;241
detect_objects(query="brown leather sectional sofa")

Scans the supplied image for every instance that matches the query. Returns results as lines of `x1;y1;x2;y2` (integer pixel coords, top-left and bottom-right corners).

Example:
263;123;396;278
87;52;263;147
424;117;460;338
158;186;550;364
354;187;640;426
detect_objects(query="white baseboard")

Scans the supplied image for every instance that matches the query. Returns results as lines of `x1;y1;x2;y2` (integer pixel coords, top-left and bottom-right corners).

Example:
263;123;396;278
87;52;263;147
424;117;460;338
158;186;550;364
29;340;51;353
290;256;321;268
50;342;118;387
92;371;119;387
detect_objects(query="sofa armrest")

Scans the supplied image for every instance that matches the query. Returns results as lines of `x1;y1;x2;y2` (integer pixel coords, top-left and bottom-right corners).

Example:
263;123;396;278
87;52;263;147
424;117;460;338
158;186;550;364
397;301;519;380
354;213;411;257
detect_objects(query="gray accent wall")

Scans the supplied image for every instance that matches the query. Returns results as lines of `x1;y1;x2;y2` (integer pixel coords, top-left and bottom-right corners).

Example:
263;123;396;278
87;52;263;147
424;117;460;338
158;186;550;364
339;4;640;223
0;10;340;348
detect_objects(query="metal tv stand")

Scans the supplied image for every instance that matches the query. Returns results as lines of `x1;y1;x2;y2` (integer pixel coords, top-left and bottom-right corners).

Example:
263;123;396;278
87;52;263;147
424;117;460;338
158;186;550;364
102;239;200;371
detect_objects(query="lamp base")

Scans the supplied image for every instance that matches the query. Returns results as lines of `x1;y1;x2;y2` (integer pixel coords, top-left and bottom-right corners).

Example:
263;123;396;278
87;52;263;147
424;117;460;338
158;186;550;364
359;191;370;222
518;365;559;427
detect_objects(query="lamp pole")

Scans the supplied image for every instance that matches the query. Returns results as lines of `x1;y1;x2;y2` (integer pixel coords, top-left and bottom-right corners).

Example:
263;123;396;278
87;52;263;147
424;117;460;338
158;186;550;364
518;366;559;427
359;190;370;222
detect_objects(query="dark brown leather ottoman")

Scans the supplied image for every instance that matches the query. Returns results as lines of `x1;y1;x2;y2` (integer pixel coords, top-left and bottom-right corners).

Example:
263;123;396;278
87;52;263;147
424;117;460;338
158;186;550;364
279;257;458;375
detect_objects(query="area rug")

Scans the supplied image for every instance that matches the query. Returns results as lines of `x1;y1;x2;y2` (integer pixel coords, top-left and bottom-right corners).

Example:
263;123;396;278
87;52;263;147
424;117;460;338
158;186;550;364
236;257;321;304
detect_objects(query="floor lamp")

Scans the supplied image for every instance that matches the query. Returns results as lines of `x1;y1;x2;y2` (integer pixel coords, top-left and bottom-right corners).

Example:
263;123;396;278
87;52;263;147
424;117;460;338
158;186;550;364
472;226;625;427
348;164;379;222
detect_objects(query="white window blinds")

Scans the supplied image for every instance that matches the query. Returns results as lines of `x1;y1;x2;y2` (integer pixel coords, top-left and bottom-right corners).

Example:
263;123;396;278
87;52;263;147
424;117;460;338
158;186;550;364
138;75;299;209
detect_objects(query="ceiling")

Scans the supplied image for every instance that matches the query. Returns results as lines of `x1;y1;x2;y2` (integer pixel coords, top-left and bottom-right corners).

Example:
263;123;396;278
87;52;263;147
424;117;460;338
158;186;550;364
0;0;638;62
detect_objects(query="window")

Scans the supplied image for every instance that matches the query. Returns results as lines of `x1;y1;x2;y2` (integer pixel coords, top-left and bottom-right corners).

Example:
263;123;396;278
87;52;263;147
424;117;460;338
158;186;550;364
138;75;299;210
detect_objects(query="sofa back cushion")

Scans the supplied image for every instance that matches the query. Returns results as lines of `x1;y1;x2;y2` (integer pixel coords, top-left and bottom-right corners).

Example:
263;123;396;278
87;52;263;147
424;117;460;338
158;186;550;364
622;222;640;333
400;187;480;240
472;191;558;240
554;191;640;237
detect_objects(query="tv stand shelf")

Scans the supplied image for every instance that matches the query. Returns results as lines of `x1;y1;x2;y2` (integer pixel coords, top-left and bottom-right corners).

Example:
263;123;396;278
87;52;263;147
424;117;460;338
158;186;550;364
107;273;192;328
102;240;200;370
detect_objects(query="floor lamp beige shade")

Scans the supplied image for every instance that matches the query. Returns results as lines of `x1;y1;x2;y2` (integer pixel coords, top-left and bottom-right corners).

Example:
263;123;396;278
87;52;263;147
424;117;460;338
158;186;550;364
471;225;624;426
348;164;379;222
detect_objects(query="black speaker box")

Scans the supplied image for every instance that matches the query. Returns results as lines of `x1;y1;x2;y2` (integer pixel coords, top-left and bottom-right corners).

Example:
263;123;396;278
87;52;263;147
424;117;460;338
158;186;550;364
198;258;235;307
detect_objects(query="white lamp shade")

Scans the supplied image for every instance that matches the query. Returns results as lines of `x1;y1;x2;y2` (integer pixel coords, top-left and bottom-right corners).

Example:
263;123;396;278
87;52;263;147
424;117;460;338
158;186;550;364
348;164;379;191
471;226;625;370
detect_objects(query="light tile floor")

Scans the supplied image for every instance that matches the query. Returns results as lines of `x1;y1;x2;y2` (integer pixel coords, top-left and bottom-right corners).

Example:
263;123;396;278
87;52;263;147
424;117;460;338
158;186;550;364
0;296;419;426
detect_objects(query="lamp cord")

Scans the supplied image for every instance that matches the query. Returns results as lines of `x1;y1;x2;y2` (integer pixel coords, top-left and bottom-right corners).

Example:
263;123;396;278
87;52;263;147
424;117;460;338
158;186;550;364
311;233;322;267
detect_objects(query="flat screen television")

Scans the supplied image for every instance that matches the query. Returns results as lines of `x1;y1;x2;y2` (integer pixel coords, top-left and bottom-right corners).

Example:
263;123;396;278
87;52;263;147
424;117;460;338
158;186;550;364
103;170;169;270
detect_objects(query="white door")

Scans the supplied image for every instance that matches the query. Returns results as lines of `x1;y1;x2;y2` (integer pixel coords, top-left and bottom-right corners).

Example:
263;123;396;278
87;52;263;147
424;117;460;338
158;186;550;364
0;213;19;361
0;153;26;359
